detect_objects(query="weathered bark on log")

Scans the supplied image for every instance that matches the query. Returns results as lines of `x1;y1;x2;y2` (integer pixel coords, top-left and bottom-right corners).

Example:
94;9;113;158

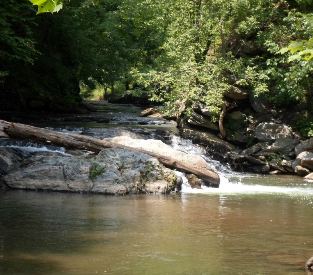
219;103;227;139
0;120;220;186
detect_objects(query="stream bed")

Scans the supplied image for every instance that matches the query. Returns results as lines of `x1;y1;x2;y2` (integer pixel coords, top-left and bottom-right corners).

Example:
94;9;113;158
0;102;313;274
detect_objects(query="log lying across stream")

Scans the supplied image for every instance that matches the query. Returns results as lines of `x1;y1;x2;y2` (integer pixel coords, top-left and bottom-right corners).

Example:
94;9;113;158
0;119;220;186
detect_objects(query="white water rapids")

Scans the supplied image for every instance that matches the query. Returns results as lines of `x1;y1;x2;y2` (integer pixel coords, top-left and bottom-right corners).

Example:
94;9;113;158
2;132;313;197
171;136;313;197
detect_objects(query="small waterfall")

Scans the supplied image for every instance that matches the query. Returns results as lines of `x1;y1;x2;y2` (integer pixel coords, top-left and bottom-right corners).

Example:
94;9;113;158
171;135;313;196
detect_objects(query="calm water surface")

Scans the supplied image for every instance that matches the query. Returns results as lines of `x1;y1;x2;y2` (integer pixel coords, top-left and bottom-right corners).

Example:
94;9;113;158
0;185;312;275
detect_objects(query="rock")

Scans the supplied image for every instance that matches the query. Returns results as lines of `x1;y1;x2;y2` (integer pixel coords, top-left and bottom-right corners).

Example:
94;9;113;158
231;154;270;174
295;137;313;155
241;142;270;156
292;159;301;171
193;103;212;117
269;170;282;175
140;107;159;117
187;111;218;131
304;173;313;181
186;174;202;189
226;131;250;144
254;122;295;141
224;111;250;144
296;151;313;171
250;94;270;113
2;148;180;195
305;256;313;272
227;111;245;121
107;135;219;187
0;147;24;175
265;138;299;157
294;165;310;177
179;125;237;161
281;160;294;173
225;86;248;100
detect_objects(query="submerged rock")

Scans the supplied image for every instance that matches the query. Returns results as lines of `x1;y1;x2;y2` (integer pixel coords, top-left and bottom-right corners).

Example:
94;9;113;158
294;165;310;177
2;148;180;195
186;174;202;189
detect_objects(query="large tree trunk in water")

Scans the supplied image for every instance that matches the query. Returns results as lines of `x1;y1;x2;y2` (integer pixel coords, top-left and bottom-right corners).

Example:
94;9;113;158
0;120;220;186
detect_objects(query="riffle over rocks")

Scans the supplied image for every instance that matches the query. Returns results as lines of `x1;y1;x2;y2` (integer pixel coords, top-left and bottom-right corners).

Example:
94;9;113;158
169;96;313;178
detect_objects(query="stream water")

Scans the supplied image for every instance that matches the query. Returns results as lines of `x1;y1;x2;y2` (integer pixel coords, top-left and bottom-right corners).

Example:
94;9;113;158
0;102;313;274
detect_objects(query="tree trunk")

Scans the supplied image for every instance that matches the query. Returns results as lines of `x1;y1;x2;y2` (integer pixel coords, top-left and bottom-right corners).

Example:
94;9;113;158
0;120;220;186
219;103;227;139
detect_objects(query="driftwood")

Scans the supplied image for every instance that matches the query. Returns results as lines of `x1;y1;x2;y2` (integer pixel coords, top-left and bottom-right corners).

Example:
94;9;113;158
0;120;220;186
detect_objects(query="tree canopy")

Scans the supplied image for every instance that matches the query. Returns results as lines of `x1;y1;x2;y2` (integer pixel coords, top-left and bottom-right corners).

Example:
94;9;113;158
1;0;313;133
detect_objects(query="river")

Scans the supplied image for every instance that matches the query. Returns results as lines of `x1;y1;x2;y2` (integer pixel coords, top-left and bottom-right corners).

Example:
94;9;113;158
0;102;312;274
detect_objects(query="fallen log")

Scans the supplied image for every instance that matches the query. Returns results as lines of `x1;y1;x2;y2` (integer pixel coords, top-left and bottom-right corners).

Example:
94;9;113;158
0;119;220;186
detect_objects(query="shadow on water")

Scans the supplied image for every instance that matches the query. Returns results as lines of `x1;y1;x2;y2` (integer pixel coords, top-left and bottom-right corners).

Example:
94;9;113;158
0;190;125;275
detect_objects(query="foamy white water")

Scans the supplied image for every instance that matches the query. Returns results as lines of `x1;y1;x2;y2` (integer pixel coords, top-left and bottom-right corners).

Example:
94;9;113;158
171;136;313;196
1;145;69;155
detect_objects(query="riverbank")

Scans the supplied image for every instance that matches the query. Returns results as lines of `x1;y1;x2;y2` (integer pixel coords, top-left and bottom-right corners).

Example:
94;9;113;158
1;101;312;196
141;99;313;181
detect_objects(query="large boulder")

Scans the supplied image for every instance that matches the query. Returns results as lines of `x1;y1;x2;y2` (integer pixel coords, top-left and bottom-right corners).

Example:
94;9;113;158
264;138;299;157
295;151;313;171
224;111;250;144
250;94;270;113
107;135;220;187
225;86;248;101
2;148;179;195
254;122;296;141
230;154;270;174
187;111;218;131
304;172;313;181
295;137;313;155
242;139;299;159
294;165;310;177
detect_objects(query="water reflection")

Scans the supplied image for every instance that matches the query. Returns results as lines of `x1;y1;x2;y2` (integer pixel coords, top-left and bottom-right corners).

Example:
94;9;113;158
0;190;312;274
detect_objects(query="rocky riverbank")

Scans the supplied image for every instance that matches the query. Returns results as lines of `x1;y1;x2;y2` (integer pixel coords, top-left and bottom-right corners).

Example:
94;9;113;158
0;147;180;195
141;101;313;181
1;99;312;196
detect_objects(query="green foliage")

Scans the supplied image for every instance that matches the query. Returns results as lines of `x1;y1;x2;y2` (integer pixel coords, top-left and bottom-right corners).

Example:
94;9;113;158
134;0;313;117
89;163;106;180
29;0;63;14
280;14;313;62
2;0;313;118
295;117;313;137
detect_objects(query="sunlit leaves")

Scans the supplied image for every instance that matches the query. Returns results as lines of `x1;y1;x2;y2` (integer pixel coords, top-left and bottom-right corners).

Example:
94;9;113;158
280;38;313;62
29;0;63;14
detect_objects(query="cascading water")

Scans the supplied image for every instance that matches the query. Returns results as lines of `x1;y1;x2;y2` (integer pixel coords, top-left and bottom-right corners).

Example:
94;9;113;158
170;135;313;196
2;102;313;197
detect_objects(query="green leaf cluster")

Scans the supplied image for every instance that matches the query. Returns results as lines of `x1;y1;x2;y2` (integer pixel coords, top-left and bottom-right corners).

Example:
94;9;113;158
29;0;63;14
